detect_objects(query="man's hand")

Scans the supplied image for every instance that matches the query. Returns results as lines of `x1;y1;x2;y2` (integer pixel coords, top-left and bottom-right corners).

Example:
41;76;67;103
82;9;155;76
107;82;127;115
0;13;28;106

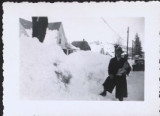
109;74;114;79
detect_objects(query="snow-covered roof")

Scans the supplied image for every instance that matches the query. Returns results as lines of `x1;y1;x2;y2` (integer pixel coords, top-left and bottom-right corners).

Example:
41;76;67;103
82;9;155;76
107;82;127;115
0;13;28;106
48;22;62;30
19;18;32;29
19;18;62;31
72;41;91;51
68;43;80;50
61;43;80;50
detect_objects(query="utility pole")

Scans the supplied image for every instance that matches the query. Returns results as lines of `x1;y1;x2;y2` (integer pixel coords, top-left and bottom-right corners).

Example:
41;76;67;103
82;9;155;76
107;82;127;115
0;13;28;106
127;27;129;59
132;40;134;60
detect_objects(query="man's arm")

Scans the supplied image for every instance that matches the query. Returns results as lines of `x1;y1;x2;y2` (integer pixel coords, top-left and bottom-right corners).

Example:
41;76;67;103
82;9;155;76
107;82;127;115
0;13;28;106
122;61;131;76
126;62;131;75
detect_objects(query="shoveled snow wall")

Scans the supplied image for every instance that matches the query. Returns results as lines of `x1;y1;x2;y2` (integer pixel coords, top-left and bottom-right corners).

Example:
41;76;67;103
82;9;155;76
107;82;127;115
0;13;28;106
20;29;111;100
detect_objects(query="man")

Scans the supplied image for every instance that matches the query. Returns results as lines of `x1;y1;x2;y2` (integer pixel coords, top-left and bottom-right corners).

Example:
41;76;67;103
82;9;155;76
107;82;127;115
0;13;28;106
100;47;131;101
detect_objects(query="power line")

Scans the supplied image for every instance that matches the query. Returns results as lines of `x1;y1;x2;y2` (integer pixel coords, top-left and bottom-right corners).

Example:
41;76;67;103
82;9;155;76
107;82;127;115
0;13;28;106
101;17;125;41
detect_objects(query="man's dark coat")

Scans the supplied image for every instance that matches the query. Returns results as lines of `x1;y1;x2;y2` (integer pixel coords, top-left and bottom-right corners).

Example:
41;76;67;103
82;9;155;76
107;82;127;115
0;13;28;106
103;57;131;99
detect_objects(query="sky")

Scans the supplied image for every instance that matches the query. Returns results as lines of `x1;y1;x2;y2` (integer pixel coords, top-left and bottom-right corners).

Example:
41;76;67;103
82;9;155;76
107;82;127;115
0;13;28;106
48;17;144;49
25;17;144;49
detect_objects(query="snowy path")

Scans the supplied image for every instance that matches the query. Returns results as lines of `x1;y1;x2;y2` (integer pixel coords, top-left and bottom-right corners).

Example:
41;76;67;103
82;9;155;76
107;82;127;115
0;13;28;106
127;71;144;101
100;71;144;101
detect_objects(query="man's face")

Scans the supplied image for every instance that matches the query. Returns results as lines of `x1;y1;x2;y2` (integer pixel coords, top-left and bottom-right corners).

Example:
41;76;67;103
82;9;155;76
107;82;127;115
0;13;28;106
116;51;122;58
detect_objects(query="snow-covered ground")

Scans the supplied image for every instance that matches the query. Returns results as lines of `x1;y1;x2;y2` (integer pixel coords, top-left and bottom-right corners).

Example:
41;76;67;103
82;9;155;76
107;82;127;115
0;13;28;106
20;29;111;100
103;71;144;101
89;41;115;57
127;71;144;101
20;29;144;101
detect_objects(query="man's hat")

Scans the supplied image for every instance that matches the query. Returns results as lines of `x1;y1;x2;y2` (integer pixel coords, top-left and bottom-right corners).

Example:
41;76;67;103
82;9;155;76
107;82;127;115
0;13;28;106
116;46;124;53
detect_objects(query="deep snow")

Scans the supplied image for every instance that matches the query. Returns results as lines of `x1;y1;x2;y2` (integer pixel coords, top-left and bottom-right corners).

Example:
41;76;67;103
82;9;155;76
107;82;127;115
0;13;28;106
20;29;144;101
20;29;112;100
89;41;115;57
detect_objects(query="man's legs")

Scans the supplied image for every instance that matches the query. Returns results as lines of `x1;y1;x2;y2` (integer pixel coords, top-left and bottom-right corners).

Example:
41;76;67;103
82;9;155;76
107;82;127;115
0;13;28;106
100;87;107;96
118;97;123;101
100;77;116;96
115;77;126;101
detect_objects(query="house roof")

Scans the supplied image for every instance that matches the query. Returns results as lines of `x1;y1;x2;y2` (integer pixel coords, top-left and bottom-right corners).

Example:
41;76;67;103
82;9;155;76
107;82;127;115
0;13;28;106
19;18;32;29
72;41;91;51
19;18;62;31
48;22;62;30
20;23;29;37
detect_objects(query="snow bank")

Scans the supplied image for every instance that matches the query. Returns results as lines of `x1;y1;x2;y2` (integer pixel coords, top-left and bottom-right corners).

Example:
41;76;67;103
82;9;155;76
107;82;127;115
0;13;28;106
89;42;115;57
60;51;111;100
20;29;112;100
20;30;67;100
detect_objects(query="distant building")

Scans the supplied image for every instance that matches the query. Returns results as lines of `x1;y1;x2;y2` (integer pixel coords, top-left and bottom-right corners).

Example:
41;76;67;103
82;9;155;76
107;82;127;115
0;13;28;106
19;18;78;55
72;40;91;51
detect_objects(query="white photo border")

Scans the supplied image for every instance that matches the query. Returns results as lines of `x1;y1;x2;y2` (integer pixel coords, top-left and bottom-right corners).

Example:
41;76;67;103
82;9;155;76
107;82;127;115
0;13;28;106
2;2;160;116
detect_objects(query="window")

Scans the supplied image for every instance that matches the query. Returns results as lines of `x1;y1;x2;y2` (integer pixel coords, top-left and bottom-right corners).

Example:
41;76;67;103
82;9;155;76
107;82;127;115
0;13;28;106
59;38;61;44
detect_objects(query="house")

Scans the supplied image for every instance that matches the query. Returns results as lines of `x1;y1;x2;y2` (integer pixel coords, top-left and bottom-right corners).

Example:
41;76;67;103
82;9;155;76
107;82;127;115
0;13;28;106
19;18;78;55
48;22;79;55
72;39;91;51
19;18;32;37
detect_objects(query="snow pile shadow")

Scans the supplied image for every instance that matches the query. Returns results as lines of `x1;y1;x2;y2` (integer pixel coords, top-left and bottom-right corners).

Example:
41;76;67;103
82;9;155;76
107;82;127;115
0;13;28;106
54;62;72;87
55;71;72;85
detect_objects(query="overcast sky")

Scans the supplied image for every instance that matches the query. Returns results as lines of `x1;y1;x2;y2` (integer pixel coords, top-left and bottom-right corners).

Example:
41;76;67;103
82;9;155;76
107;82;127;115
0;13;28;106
26;17;144;49
48;17;144;48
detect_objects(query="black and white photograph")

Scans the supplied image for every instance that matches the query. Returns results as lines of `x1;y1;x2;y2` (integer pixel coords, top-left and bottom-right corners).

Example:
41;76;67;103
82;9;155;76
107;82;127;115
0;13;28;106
2;2;160;116
20;17;144;101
